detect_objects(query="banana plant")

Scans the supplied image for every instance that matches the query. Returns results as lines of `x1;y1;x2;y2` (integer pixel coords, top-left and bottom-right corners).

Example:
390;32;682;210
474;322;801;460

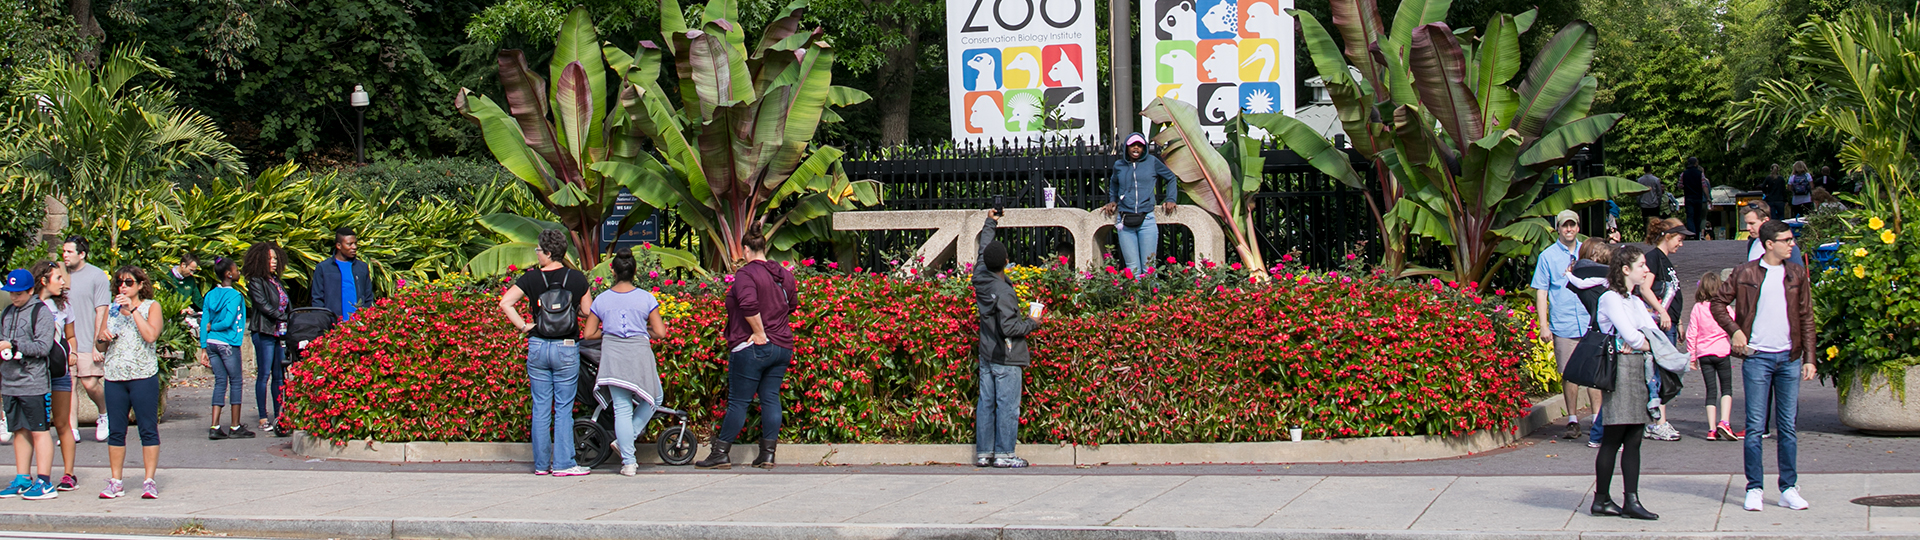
598;0;882;270
1139;97;1268;279
1257;0;1647;287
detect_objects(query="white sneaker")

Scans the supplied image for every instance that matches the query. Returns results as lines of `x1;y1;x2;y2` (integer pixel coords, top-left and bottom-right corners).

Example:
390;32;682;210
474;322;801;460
0;430;12;444
620;464;638;477
1744;488;1764;511
1780;487;1809;510
93;416;108;442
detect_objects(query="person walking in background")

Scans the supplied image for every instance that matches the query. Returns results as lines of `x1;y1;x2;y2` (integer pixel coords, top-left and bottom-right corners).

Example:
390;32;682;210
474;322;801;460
1687;271;1739;441
1590;246;1660;521
498;230;592;477
1815;165;1839;195
30;262;80;492
199;258;251;440
1101;132;1179;276
1635;170;1664;223
969;210;1045;468
1680;158;1709;239
1533;210;1594;440
1787;162;1814;217
1714;220;1818;512
696;227;797;470
0;269;59;500
1762;164;1791;220
584;249;671;477
242;243;290;436
311;227;371;322
1641;219;1692;442
99;267;164;500
61;238;111;443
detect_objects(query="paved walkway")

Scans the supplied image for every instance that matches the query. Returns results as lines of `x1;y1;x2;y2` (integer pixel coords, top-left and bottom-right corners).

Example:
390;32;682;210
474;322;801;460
2;467;1916;538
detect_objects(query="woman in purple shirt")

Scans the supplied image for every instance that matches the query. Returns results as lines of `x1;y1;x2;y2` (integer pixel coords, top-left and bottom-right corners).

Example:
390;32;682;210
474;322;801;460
695;228;796;470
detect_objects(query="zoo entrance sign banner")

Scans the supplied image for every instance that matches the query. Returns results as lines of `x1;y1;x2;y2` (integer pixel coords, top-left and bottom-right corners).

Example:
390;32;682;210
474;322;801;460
947;0;1101;143
1142;0;1295;141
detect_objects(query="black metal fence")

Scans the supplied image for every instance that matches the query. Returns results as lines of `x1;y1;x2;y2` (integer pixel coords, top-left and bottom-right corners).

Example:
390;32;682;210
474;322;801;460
834;137;1381;272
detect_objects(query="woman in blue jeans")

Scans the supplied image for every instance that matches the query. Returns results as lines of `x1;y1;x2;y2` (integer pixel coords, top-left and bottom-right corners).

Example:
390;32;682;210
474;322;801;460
584;249;671;476
241;242;289;435
199;257;251;440
1102;132;1179;276
498;230;593;476
696;228;797;470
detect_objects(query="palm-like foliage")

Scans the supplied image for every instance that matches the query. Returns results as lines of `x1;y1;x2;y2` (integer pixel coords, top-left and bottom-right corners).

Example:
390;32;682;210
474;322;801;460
1255;0;1645;287
1139;98;1270;278
1729;8;1919;233
5;45;244;245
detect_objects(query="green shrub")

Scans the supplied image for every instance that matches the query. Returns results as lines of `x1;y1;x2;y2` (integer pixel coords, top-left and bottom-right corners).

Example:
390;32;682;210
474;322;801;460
336;158;511;208
1816;211;1920;401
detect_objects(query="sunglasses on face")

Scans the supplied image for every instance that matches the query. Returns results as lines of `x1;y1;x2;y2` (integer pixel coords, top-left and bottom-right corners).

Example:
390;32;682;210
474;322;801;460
117;279;141;286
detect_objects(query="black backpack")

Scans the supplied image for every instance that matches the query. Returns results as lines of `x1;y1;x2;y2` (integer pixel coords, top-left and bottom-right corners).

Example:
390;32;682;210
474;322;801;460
285;307;338;366
533;270;577;338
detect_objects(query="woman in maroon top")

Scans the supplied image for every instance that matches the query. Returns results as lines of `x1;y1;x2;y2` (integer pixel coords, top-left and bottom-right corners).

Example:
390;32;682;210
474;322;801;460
695;228;797;470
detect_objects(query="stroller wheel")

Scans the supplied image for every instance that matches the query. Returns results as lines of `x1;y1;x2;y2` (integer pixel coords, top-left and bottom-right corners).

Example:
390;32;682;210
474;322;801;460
657;425;696;466
573;419;612;469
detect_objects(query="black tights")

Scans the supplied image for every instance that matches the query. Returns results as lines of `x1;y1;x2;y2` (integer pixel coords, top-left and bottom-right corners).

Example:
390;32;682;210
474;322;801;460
1595;424;1644;494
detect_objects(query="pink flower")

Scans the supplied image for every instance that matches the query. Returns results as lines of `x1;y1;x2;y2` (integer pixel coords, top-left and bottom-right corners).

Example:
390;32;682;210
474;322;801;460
1166;256;1177;264
1230;262;1242;270
1215;285;1225;293
507;264;519;272
643;242;653;249
1344;253;1357;261
1281;254;1294;262
648;271;659;278
723;275;736;283
1122;268;1135;279
1058;255;1069;266
1205;261;1218;269
1106;265;1118;275
827;262;839;270
803;258;816;266
396;278;407;288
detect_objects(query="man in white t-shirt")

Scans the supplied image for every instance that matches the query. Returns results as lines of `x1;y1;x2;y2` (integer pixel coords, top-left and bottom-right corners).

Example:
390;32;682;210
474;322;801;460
61;237;113;443
1712;220;1817;512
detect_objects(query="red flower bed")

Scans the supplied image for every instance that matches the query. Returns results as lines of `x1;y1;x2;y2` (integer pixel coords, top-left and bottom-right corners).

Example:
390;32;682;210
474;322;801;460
282;266;1535;444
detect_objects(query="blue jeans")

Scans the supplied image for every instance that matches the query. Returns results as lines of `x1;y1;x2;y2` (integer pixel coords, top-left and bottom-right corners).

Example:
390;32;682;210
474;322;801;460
1115;212;1159;275
975;362;1023;457
717;344;793;443
610;387;658;466
252;333;286;424
1589;403;1604;444
1743;350;1800;491
527;337;581;471
207;343;243;407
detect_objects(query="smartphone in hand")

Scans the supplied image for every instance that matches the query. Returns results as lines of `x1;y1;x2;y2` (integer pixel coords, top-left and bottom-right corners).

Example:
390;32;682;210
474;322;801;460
992;195;1005;218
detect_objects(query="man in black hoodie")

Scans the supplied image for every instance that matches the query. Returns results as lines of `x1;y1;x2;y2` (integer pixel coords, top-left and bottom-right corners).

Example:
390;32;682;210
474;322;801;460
972;211;1044;468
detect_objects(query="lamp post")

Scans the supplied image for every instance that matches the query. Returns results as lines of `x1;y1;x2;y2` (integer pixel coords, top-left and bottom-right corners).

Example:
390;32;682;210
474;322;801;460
350;85;370;164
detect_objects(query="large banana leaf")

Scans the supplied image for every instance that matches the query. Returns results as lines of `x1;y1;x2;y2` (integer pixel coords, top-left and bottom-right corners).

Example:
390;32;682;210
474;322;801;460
1385;0;1452;57
1511;21;1597;140
551;7;606;160
1521;175;1647;218
1140;98;1235;218
1408;23;1483;156
1519;112;1620;167
1242;113;1364;189
1328;0;1388;97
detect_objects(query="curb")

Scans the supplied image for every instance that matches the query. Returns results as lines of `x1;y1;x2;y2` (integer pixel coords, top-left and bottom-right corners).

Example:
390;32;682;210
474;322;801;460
0;511;1914;540
292;396;1563;466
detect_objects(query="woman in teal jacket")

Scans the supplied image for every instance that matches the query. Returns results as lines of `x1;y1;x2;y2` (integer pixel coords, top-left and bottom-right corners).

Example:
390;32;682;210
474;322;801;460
1102;132;1179;275
198;258;251;440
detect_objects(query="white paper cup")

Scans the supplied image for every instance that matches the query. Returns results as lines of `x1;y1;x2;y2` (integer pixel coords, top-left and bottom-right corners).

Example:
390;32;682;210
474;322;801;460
1028;301;1044;318
1042;187;1056;209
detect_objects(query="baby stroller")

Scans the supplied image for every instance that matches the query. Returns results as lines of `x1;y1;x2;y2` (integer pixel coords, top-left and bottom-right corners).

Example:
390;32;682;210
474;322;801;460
572;339;697;468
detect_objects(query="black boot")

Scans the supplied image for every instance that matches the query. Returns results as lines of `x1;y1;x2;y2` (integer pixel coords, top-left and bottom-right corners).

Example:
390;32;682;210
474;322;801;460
1621;493;1659;520
694;440;732;470
1590;492;1622;516
752;439;777;469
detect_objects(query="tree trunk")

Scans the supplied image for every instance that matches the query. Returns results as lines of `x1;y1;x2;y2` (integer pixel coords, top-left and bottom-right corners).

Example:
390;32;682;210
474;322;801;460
872;19;920;145
69;0;103;66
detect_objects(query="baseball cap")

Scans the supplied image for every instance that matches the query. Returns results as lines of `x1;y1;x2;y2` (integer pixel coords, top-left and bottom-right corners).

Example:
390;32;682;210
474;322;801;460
1555;209;1580;226
1;269;32;292
1125;133;1148;147
1662;223;1696;238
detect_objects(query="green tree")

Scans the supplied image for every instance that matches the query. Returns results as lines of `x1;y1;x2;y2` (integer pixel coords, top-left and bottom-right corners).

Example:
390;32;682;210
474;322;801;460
1582;0;1732;182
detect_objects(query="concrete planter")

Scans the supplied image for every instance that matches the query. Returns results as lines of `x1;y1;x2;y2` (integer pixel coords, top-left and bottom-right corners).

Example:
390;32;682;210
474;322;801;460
1840;367;1920;436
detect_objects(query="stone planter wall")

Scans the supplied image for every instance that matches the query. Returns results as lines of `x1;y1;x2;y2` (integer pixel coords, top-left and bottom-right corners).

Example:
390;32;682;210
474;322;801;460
1839;367;1920;435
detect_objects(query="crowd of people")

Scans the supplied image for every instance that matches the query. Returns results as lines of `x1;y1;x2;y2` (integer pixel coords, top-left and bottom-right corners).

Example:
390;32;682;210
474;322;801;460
1535;201;1819;521
0;229;372;500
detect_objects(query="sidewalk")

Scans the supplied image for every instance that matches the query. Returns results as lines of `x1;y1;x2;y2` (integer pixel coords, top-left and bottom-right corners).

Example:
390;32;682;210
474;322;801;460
3;467;1916;539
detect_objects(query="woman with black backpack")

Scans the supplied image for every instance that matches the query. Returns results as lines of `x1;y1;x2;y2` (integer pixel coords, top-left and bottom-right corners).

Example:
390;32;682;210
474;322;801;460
497;230;593;477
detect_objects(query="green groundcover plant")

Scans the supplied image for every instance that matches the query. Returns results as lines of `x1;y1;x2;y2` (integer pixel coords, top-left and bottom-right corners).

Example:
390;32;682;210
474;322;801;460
282;252;1537;444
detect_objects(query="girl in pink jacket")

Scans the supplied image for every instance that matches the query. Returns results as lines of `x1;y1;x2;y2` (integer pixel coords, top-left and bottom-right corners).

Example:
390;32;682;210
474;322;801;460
1687;272;1738;441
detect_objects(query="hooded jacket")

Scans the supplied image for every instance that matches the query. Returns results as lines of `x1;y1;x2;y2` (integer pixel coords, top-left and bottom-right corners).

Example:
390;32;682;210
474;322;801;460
1110;132;1178;215
972;217;1039;366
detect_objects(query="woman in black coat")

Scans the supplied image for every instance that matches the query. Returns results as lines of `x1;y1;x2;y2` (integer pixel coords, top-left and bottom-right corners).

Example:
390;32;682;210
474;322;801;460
241;242;291;435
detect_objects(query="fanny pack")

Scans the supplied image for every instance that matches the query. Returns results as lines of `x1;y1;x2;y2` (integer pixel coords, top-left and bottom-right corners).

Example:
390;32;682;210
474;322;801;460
1121;212;1147;228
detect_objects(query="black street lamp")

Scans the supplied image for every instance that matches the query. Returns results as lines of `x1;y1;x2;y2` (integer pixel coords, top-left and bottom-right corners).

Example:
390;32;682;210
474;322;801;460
350;85;370;164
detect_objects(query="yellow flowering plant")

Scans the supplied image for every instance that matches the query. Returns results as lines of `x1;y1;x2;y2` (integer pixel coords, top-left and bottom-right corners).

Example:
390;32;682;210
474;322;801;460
1815;213;1920;401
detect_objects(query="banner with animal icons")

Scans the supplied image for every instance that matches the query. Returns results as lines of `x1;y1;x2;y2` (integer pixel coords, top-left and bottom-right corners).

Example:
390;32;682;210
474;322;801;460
948;0;1102;143
1142;0;1294;141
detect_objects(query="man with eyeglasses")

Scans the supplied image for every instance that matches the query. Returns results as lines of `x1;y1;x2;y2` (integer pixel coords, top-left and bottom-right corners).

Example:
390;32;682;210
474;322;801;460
1712;220;1817;512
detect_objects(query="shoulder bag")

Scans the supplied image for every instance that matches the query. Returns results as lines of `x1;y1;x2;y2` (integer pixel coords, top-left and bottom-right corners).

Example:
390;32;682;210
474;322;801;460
1561;330;1618;391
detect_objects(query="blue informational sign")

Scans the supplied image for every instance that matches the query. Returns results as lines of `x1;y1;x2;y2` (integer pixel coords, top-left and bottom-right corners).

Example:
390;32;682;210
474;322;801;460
600;189;660;250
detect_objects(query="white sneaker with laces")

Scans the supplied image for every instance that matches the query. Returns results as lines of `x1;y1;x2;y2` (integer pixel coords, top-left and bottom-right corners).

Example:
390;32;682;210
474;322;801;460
620;464;638;477
1780;487;1809;510
94;416;108;442
1744;488;1764;511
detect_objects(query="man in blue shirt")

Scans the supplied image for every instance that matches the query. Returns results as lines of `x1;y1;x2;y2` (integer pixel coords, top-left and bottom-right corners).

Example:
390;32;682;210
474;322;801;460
1532;209;1595;440
311;227;372;322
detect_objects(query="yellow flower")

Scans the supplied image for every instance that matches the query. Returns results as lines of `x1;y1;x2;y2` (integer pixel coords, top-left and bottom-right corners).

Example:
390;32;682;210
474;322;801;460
1883;230;1898;244
1826;346;1839;360
116;218;130;231
1854;265;1867;278
1853;247;1869;258
1869;216;1885;230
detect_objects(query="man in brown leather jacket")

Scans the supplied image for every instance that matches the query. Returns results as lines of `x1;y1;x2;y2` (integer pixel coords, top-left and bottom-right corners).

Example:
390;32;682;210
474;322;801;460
1710;220;1817;512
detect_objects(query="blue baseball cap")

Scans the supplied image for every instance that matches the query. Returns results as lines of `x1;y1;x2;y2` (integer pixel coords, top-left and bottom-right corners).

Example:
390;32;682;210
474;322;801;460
1;269;32;292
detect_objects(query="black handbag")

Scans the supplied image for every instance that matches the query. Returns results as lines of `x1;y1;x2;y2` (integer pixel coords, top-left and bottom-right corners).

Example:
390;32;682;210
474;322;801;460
1562;330;1618;391
1121;212;1147;228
